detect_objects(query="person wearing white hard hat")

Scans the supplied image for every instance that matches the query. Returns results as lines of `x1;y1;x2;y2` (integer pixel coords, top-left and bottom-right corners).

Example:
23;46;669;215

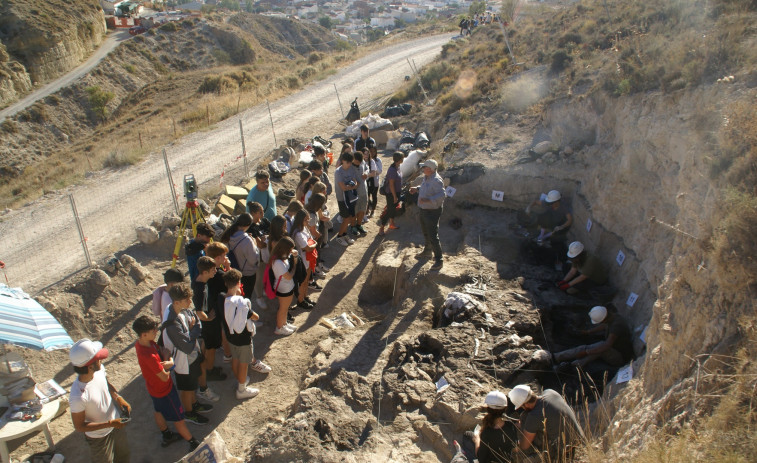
68;338;131;463
551;306;633;369
556;241;608;295
469;391;518;463
409;159;446;271
507;385;584;462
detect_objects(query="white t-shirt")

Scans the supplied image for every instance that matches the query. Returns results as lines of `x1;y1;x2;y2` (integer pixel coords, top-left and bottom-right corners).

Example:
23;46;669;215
272;258;295;293
69;365;119;438
293;227;313;255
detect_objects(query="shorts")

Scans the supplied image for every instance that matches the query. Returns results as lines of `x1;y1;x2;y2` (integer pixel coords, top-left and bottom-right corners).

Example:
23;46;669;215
174;355;204;391
337;199;355;218
150;386;185;422
201;317;222;350
276;288;294;297
228;342;254;364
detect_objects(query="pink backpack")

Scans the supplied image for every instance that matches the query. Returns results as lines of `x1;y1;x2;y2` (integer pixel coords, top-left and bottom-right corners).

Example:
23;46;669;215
262;262;282;299
151;285;168;318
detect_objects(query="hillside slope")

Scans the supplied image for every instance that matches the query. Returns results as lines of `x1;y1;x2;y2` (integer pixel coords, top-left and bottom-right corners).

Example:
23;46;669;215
0;0;107;106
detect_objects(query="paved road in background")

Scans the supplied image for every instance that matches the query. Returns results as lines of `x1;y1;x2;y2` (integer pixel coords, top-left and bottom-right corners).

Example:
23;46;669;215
0;34;452;293
0;30;131;121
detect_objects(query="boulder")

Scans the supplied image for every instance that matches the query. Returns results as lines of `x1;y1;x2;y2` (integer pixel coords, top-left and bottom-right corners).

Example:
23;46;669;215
532;140;556;155
130;263;150;282
89;269;111;287
136;226;159;244
119;254;137;268
160;215;181;230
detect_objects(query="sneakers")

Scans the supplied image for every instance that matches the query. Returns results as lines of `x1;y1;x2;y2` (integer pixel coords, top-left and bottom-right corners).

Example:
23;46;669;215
196;387;220;402
356;225;367;236
308;280;322;291
286;322;298;330
430;260;444;271
287;312;295;323
236;386;260;400
336;236;350;247
188;437;201;452
223;354;232;363
254;320;264;328
346;235;355;244
316;262;330;273
348;226;359;236
297;300;314;310
192;401;214;413
255;297;268;309
274;325;296;336
415;250;432;260
388;223;400;230
184;411;209;425
250;359;272;374
160;430;182;448
206;367;227;382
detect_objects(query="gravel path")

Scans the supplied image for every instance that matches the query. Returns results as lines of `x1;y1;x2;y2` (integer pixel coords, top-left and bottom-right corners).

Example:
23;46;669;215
0;34;451;293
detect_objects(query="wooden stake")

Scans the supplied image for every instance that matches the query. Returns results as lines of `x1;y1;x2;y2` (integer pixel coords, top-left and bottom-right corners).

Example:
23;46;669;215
138;132;143;149
206;105;210;126
172;118;177;136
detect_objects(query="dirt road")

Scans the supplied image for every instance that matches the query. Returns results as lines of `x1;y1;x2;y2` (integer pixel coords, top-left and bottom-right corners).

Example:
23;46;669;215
0;34;452;293
0;30;132;121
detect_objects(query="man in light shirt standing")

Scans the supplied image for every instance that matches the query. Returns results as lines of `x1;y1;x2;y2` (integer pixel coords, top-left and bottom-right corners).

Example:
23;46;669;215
410;159;446;271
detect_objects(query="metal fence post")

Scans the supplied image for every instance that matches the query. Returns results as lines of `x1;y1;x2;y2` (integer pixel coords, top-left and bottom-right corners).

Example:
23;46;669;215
163;149;180;215
334;83;345;118
239;119;249;179
69;194;93;268
266;99;278;148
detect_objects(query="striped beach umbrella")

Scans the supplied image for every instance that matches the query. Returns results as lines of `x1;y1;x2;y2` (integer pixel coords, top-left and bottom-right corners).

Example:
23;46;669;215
0;284;73;351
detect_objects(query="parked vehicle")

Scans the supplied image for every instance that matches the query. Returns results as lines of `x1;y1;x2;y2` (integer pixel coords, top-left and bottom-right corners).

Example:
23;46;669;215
129;25;147;35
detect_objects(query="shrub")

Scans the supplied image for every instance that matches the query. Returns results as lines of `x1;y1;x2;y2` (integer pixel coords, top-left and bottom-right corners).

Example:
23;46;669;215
1;119;18;134
45;94;61;106
299;66;317;80
308;52;323;65
123;64;136;73
103;149;140;168
86;86;115;121
550;50;572;74
198;75;237;94
211;49;231;64
159;21;179;32
28;103;48;123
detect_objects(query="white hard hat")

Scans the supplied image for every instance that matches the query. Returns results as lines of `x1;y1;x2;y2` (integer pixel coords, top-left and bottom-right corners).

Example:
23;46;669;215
484;390;508;409
70;339;109;367
508;384;532;410
589;306;608;324
567;241;584;258
545;190;561;203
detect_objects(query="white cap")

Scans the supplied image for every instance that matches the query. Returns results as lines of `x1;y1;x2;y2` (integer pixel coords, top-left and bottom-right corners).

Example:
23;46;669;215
589;306;608;324
508;384;532;410
484;390;508;409
420;159;438;171
545;190;561;203
567;241;584;258
70;339;109;367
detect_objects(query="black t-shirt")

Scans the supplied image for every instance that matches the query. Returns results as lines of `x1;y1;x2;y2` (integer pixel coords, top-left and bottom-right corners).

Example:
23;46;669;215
355;136;376;152
607;317;634;362
191;280;209;314
522;390;584;456
477;421;518;463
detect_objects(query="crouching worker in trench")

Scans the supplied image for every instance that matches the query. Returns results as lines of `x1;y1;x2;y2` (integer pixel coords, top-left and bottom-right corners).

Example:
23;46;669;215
508;385;585;463
551;306;633;369
469;391;519;463
557;241;608;295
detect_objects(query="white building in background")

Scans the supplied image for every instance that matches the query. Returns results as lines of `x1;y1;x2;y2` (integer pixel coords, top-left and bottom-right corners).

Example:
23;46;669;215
370;16;395;27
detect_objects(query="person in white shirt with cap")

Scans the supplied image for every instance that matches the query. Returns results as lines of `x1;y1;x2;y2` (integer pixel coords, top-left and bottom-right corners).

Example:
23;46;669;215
68;338;131;463
409;159;446;271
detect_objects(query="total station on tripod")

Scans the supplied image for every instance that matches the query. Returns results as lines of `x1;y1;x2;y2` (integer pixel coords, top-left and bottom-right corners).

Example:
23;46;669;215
184;174;198;201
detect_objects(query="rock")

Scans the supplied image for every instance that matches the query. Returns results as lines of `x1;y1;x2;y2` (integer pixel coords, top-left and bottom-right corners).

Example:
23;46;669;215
89;269;111;287
531;349;552;364
101;255;122;274
543;152;558;164
563;146;574;155
532;140;556;155
130;263;150;282
119;254;137;268
136;226;159;244
160;215;181;230
35;295;56;311
225;185;249;201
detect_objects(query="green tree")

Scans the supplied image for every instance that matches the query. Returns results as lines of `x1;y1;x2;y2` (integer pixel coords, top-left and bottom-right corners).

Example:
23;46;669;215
500;0;519;22
219;0;240;11
366;27;384;41
245;0;254;12
469;0;486;16
86;86;115;121
394;18;407;29
319;16;333;29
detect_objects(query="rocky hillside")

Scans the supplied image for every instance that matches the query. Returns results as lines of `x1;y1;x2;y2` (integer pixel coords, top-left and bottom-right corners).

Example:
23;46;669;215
0;13;338;203
0;0;106;106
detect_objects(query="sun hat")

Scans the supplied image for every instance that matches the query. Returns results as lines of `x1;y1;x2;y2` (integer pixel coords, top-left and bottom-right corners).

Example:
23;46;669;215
545;190;561;203
508;384;532;410
589;306;608;324
420;159;438;171
567;241;585;258
484;390;508;409
70;339;109;367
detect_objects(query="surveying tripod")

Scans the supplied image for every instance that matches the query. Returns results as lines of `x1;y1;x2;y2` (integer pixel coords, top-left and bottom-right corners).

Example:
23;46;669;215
171;174;208;268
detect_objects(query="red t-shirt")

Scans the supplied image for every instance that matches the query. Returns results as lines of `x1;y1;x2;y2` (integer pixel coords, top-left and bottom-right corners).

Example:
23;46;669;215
135;340;172;398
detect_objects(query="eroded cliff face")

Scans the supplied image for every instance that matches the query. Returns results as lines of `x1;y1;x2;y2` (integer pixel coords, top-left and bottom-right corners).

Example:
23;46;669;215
0;43;32;107
0;0;106;92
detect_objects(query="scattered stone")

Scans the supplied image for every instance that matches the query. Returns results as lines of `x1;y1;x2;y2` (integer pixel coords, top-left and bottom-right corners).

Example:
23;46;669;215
89;269;111;287
101;255;122;274
563;146;574;155
35;295;56;311
130;263;150;282
119;254;137;269
160;215;181;230
532;140;556;155
136;226;159;244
